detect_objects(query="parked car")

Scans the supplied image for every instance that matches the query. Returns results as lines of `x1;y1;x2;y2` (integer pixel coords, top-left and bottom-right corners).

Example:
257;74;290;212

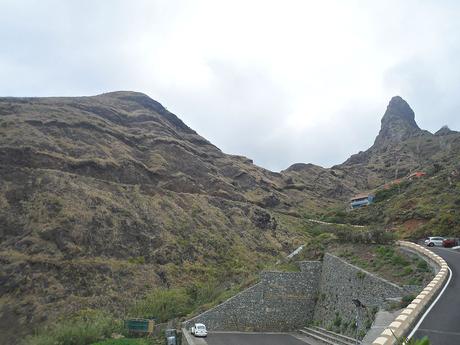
443;238;459;248
424;237;445;247
191;323;207;337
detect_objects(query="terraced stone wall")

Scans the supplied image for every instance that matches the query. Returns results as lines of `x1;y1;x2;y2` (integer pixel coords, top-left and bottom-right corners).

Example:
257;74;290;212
313;254;404;338
184;261;323;331
185;254;408;334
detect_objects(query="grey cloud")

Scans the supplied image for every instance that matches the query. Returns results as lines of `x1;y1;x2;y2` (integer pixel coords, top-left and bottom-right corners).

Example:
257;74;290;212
1;1;460;171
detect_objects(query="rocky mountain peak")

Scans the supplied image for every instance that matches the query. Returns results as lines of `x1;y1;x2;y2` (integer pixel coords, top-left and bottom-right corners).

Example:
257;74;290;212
373;96;421;147
435;125;456;136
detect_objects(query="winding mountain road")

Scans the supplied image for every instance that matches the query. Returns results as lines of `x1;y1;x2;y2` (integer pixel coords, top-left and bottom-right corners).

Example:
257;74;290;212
412;247;460;345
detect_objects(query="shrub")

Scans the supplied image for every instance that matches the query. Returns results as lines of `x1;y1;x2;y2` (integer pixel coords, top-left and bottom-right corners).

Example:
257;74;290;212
356;271;366;280
417;259;429;271
129;287;192;322
23;310;122;345
374;181;410;202
333;312;342;327
395;336;430;345
391;254;409;267
335;226;395;245
401;294;415;308
402;266;414;275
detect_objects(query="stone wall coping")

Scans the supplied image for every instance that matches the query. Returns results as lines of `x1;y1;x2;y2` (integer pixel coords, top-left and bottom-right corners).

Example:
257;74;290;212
371;241;450;345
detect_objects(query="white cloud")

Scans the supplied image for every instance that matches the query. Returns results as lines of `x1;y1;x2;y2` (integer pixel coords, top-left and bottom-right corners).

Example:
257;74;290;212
1;0;459;170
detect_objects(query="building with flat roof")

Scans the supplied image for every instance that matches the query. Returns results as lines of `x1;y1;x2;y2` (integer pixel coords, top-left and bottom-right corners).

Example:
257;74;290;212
350;193;374;209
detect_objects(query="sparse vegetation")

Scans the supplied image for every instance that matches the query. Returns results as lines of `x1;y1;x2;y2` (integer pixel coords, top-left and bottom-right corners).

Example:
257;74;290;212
320;168;460;240
401;294;416;308
22;310;123;345
333;244;433;286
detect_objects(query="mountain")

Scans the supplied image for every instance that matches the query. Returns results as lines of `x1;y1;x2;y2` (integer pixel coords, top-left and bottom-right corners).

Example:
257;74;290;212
327;96;460;189
1;92;459;343
319;97;460;237
0;91;345;343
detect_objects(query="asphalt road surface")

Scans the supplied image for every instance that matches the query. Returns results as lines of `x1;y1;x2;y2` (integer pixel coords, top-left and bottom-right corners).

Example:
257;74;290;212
205;332;309;345
412;247;460;345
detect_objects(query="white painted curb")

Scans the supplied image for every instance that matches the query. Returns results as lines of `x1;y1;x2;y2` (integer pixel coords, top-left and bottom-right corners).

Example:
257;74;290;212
371;241;450;345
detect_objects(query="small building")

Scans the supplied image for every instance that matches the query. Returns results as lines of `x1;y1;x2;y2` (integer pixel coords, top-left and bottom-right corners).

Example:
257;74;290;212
350;193;374;209
407;171;426;180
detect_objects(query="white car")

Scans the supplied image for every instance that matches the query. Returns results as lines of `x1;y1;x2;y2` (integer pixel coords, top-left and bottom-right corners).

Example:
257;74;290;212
191;323;207;337
424;237;445;247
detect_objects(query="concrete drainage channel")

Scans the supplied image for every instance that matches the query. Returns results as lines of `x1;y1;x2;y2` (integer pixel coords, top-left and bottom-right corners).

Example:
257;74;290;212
371;241;450;345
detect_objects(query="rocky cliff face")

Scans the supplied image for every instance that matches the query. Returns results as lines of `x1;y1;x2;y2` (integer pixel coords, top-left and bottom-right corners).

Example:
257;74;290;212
335;96;460;187
374;96;421;146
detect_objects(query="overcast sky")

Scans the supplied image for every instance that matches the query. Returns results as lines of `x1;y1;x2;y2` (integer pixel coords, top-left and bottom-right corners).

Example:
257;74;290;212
1;1;460;171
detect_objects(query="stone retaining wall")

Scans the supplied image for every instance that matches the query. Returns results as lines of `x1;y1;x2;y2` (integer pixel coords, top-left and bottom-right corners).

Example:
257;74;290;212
313;254;404;338
185;253;412;334
183;242;445;342
185;261;323;331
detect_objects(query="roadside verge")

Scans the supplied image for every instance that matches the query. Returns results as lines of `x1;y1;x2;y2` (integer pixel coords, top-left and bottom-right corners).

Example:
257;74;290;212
371;241;450;345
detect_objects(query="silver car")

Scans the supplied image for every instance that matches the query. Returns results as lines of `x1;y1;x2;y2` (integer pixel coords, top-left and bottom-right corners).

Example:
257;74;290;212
424;236;445;247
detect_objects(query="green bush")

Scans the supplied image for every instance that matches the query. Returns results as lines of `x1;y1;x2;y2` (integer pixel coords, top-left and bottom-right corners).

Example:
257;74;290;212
417;259;429;271
334;226;395;245
395;336;430;345
402;266;414;275
333;312;342;327
374;181;410;203
129;287;192;322
401;294;415;308
356;271;366;280
23;310;122;345
391;254;409;266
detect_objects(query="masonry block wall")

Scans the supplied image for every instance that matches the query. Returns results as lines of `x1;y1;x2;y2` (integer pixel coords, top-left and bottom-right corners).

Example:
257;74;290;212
313;254;404;337
185;254;405;333
185;261;323;331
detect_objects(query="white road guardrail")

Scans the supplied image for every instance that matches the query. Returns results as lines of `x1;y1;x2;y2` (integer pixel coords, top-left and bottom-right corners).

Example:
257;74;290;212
372;241;450;345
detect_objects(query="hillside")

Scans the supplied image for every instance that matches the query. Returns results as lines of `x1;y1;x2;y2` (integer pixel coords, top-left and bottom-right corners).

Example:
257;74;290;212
1;92;459;343
0;91;355;343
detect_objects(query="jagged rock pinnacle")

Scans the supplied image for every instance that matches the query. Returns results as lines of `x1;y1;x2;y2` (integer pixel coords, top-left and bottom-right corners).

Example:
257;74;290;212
374;96;421;147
